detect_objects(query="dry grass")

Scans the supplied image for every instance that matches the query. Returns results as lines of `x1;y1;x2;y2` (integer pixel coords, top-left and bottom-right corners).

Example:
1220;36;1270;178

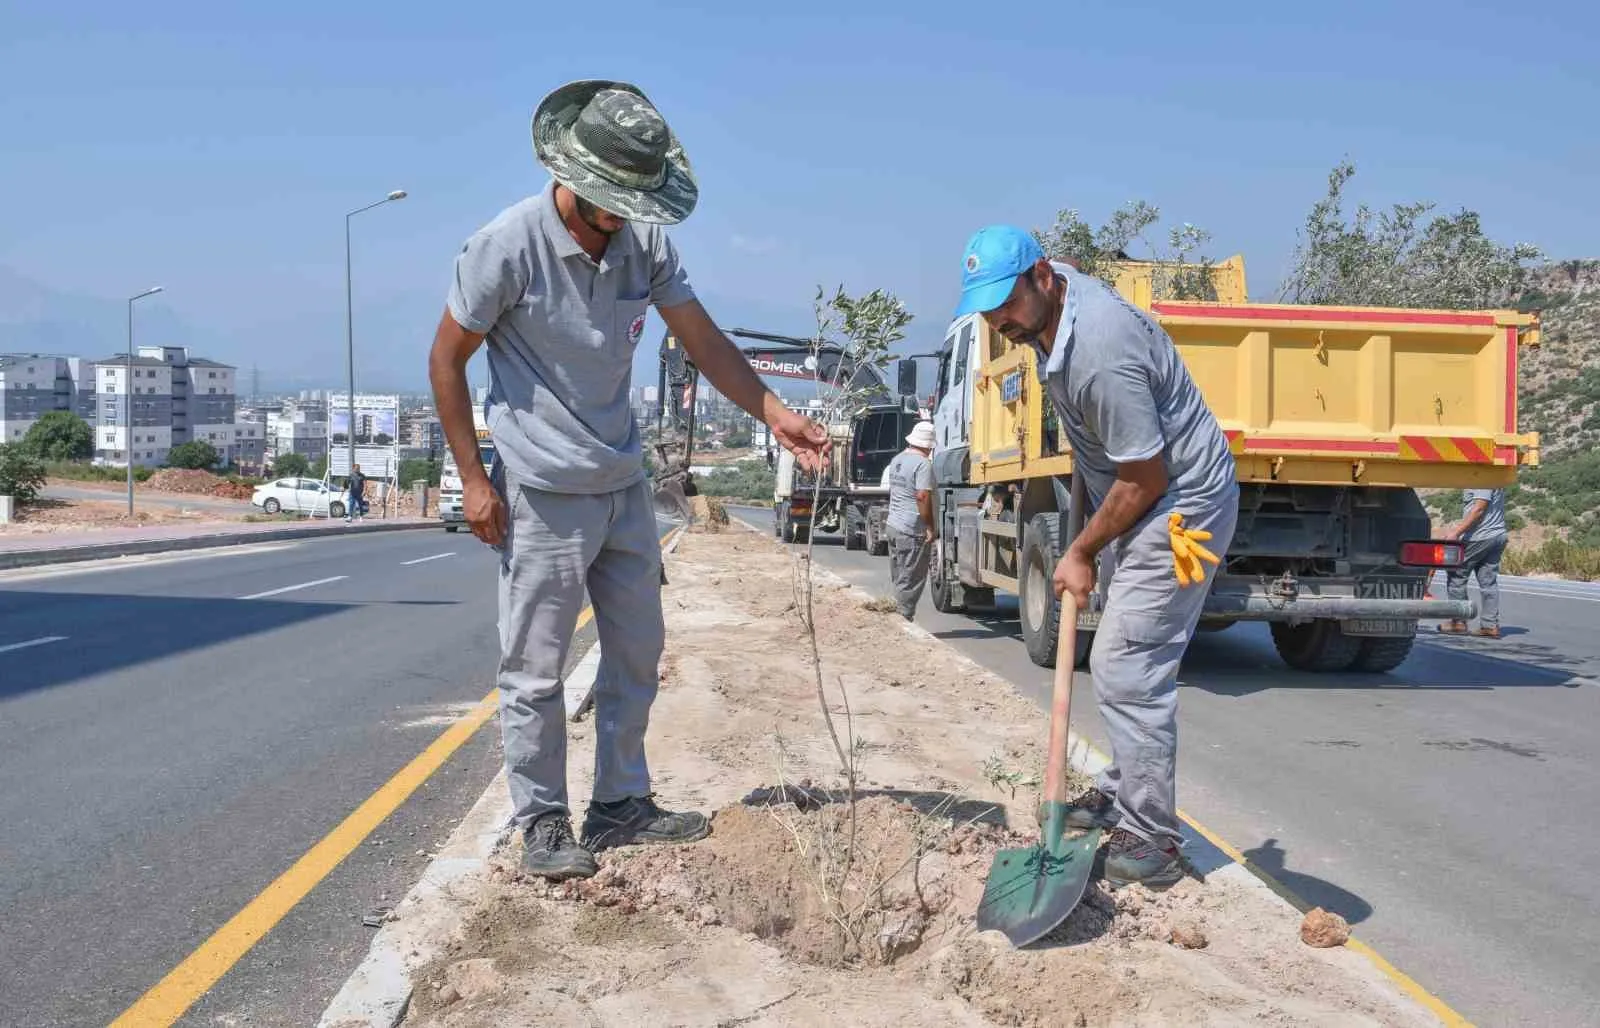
1502;538;1600;580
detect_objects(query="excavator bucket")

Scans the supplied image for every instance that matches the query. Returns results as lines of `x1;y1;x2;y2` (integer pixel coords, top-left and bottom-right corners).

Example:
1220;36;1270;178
652;474;694;522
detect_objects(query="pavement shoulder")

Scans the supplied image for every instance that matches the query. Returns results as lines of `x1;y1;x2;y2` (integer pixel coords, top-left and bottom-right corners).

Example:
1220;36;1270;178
0;518;439;571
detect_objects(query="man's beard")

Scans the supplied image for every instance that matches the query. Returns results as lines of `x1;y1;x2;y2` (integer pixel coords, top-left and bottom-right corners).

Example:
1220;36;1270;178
574;196;621;235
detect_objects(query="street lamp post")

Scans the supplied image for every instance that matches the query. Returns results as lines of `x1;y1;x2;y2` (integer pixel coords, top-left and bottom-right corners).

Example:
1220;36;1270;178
345;190;407;491
126;286;164;515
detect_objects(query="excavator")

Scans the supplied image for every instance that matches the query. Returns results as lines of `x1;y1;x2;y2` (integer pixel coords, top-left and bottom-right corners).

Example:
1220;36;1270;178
650;327;925;542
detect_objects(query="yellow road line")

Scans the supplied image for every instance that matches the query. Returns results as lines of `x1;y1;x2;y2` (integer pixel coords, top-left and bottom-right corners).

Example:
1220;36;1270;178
113;528;679;1026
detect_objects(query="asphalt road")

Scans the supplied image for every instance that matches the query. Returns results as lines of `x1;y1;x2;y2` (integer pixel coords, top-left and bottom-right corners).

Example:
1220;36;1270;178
0;524;642;1027
729;506;1600;1028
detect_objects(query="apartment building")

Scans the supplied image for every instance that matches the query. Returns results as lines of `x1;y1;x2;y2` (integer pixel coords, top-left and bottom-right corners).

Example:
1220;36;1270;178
0;347;253;468
267;400;329;467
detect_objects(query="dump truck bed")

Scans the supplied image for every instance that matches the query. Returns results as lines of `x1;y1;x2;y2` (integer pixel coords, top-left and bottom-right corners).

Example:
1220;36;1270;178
970;301;1540;490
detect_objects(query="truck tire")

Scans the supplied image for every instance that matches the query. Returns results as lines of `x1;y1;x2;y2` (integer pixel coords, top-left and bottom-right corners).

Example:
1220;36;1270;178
866;516;887;556
1351;634;1416;673
445;525;460;533
844;517;866;551
1270;620;1362;672
779;504;796;543
1019;513;1092;669
930;538;964;613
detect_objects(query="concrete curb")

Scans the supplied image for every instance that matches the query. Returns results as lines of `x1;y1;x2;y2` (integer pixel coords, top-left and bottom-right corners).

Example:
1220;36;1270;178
0;519;437;571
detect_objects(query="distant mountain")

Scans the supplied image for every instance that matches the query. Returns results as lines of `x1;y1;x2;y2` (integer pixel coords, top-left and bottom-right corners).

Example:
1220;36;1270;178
0;265;194;359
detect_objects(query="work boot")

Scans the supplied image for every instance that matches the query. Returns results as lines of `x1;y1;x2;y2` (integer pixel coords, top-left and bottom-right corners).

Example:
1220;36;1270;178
1476;625;1501;639
581;795;711;852
1101;828;1184;889
1037;787;1121;831
521;811;597;881
1438;620;1469;635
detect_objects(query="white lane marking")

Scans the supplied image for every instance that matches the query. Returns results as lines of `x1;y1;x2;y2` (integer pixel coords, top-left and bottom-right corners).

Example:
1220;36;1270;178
0;635;68;655
237;576;347;600
400;552;455;566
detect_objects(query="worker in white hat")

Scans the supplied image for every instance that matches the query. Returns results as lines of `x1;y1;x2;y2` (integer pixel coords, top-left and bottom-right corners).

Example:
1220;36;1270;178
884;420;939;619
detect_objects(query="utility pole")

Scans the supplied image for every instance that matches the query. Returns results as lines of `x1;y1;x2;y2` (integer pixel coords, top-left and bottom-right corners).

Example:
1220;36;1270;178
126;286;164;515
344;189;407;483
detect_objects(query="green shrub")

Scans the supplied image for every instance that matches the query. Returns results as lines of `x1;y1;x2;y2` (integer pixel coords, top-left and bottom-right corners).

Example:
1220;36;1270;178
0;443;47;503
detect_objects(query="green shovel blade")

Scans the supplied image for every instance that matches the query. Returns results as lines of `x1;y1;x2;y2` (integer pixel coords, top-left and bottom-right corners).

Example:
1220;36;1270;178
976;811;1101;948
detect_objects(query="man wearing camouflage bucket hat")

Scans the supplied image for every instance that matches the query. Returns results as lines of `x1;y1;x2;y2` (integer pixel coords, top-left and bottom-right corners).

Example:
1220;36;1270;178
429;79;830;880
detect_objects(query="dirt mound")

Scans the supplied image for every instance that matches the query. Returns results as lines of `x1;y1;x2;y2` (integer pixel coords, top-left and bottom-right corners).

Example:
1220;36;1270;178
146;468;222;494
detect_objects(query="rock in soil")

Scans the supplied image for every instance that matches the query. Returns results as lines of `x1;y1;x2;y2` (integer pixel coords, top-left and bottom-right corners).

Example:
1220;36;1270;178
1169;920;1209;949
1300;906;1352;948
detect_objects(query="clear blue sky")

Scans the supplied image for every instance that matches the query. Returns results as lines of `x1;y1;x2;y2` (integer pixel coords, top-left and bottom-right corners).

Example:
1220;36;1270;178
2;1;1595;394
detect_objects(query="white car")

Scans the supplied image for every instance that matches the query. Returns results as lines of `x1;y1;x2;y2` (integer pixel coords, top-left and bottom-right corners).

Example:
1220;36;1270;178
252;477;348;518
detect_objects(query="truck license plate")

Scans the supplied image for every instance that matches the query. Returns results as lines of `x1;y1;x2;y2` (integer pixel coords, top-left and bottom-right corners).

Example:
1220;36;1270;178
1342;619;1412;637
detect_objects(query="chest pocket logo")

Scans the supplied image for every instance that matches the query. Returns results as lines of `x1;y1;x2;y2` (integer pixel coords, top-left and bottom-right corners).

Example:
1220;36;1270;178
628;313;646;346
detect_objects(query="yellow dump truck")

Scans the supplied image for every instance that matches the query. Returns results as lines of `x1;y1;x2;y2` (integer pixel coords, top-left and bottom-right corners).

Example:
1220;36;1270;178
925;257;1541;672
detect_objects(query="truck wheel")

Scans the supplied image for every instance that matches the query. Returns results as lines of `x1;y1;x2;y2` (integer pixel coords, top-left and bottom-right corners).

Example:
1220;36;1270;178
1019;513;1092;669
793;524;810;544
779;505;796;543
1020;514;1061;667
774;507;782;538
930;539;964;613
1270;620;1362;672
844;510;866;551
1351;635;1416;673
445;525;460;533
866;516;887;556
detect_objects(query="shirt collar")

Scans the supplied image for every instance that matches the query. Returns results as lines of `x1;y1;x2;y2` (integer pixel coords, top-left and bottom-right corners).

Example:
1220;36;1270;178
537;180;636;271
1031;261;1079;379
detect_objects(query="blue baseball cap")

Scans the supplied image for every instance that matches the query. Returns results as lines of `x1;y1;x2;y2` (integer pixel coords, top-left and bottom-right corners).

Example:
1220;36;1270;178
954;225;1045;316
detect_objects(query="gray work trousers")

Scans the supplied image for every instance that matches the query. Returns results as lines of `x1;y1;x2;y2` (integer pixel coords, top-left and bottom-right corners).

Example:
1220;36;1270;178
887;528;931;618
497;479;663;829
1446;534;1506;629
1090;490;1238;846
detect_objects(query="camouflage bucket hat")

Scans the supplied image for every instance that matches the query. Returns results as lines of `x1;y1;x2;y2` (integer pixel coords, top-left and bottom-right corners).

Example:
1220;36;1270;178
531;79;698;226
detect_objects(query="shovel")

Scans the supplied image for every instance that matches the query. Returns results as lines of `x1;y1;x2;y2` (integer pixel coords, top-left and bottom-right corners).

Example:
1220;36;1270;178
975;591;1101;947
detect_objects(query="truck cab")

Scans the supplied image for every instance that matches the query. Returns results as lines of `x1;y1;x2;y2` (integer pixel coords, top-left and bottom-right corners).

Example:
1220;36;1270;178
439;416;494;532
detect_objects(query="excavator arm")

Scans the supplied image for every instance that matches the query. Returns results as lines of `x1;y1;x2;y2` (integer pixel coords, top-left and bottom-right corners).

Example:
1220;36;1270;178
649;328;893;521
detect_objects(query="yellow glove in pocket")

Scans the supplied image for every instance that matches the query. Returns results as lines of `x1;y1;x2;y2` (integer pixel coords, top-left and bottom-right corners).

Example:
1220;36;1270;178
1169;512;1221;587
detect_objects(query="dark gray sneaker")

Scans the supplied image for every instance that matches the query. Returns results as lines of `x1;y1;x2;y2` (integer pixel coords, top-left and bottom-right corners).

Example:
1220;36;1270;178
581;795;711;851
1038;787;1121;831
1101;828;1183;889
522;811;597;881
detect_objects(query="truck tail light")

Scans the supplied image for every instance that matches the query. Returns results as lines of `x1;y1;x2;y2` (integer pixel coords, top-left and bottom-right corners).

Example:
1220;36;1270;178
1399;541;1464;568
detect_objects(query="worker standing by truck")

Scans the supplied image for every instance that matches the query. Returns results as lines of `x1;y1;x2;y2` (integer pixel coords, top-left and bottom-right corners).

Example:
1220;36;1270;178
427;79;829;881
953;225;1238;887
884;420;937;619
1440;487;1507;638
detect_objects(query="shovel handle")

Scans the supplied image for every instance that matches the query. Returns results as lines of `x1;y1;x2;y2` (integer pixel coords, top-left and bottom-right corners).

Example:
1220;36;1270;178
1042;592;1078;806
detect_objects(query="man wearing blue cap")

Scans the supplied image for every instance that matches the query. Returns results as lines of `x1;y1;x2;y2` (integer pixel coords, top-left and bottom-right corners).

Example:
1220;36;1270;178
953;225;1238;887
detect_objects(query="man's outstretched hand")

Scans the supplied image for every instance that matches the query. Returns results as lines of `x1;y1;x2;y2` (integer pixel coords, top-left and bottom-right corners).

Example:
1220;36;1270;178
772;410;831;472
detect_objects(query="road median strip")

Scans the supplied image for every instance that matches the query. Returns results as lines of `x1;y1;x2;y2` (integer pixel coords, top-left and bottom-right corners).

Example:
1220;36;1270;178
317;524;1454;1028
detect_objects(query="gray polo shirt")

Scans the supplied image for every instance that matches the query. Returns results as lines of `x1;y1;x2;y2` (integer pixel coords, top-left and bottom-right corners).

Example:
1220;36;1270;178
446;182;695;494
884;449;934;534
1461;488;1506;540
1033;263;1235;519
